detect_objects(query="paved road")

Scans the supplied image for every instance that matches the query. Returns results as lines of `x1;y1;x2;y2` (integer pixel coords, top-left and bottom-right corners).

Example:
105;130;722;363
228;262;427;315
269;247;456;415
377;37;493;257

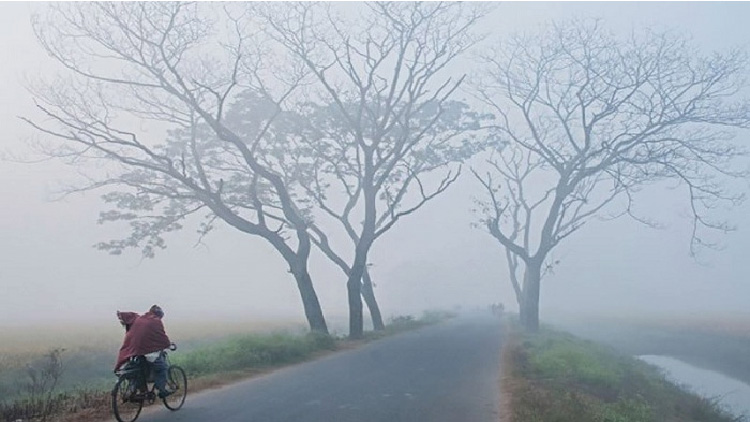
132;314;503;422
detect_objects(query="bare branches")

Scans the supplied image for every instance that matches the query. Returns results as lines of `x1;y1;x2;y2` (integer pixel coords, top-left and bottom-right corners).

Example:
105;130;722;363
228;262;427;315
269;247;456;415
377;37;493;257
261;2;488;250
374;166;461;240
24;3;313;264
251;3;490;337
474;19;749;267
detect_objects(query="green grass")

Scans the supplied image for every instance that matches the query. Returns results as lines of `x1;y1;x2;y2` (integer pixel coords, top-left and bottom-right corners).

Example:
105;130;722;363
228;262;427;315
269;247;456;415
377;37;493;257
172;331;336;377
505;319;742;422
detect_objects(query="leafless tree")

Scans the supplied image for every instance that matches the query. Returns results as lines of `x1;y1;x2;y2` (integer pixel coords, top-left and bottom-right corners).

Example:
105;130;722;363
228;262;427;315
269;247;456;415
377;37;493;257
473;20;750;331
259;2;489;338
24;3;329;333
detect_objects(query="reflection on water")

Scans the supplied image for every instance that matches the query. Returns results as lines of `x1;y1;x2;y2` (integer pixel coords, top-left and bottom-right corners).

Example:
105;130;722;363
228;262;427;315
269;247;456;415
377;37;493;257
639;355;750;417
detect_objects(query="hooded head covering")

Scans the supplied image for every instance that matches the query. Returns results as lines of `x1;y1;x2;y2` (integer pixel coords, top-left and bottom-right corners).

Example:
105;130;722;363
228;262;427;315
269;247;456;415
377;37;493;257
114;308;171;370
149;305;164;318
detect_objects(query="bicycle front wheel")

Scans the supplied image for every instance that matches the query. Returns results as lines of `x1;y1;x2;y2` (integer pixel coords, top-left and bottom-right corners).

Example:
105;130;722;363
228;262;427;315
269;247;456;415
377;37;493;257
112;377;144;422
163;365;187;411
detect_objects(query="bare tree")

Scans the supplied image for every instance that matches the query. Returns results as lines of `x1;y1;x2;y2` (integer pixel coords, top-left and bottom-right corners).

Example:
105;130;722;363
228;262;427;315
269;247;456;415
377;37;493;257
293;99;484;333
259;2;488;338
25;3;329;333
473;20;750;332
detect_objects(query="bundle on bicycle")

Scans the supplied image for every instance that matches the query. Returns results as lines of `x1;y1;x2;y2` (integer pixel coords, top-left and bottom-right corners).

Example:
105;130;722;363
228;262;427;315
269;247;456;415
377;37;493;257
112;305;187;422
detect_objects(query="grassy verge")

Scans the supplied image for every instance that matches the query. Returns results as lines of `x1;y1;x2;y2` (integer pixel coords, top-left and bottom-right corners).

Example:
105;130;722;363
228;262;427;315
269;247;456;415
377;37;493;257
1;311;454;422
501;318;742;422
552;315;750;387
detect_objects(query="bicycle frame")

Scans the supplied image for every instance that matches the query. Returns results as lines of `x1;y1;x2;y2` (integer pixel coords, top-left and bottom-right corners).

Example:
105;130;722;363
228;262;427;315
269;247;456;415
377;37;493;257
115;352;171;403
112;345;185;422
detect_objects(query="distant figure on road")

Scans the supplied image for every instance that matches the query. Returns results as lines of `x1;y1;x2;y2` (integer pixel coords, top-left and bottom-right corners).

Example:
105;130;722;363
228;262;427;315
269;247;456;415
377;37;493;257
115;305;174;398
490;303;504;317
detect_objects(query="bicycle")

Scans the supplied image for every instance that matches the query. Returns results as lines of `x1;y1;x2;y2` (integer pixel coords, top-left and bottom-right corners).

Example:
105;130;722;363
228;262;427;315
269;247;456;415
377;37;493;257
111;345;187;422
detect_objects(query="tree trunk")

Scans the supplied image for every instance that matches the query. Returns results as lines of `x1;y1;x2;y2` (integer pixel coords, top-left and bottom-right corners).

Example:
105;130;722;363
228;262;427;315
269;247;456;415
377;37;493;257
519;260;541;332
348;241;373;339
308;232;384;332
347;264;365;339
505;249;523;308
361;269;385;331
349;159;376;339
292;269;329;334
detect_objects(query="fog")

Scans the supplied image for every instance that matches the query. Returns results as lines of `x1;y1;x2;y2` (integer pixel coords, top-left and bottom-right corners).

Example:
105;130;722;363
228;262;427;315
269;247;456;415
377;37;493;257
1;2;749;328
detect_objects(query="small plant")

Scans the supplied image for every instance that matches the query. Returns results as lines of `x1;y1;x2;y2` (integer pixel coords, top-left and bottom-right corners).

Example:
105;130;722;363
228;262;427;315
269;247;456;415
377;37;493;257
17;348;65;421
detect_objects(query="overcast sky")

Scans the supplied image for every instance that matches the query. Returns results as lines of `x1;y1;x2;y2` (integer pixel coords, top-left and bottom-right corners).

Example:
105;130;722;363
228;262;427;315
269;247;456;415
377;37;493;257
1;2;749;328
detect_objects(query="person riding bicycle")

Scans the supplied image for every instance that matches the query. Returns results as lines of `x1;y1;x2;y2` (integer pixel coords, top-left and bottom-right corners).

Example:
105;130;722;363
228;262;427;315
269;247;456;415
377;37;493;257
115;305;174;398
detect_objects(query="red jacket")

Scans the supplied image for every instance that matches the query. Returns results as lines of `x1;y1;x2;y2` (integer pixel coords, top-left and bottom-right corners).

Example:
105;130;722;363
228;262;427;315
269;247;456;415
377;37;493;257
115;311;171;370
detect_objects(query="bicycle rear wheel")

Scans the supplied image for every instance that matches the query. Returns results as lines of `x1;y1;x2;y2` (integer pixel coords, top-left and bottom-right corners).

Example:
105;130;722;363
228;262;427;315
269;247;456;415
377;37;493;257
112;377;144;422
162;365;187;410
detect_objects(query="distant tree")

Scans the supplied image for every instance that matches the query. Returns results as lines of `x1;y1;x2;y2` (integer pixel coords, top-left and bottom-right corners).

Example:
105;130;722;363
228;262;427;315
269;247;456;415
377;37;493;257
259;2;489;338
24;3;329;333
472;20;750;332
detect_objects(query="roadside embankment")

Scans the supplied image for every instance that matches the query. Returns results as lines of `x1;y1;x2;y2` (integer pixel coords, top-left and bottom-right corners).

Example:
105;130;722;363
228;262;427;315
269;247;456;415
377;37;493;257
498;317;741;422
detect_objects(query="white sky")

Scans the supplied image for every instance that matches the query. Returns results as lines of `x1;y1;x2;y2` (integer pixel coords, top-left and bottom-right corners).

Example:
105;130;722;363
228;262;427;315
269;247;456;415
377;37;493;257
1;2;749;328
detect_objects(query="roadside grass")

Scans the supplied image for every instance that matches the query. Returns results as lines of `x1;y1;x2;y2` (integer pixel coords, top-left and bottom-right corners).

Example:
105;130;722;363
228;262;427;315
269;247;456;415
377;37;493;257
502;318;743;422
171;331;337;377
365;310;458;340
0;311;453;422
552;314;750;388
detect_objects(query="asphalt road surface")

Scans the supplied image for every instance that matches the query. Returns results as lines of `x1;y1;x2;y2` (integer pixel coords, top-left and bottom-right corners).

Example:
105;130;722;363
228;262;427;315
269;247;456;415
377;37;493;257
129;314;503;422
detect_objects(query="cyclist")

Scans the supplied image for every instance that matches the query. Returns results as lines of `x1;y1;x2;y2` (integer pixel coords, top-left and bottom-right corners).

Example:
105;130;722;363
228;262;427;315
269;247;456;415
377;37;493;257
115;305;174;398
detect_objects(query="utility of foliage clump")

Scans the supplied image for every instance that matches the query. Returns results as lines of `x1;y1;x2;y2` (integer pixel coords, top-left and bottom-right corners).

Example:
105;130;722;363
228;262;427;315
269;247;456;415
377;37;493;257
504;322;741;422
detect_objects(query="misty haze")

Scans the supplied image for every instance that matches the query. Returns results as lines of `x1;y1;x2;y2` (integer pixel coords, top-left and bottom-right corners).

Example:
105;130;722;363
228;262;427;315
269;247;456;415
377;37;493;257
1;2;749;422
